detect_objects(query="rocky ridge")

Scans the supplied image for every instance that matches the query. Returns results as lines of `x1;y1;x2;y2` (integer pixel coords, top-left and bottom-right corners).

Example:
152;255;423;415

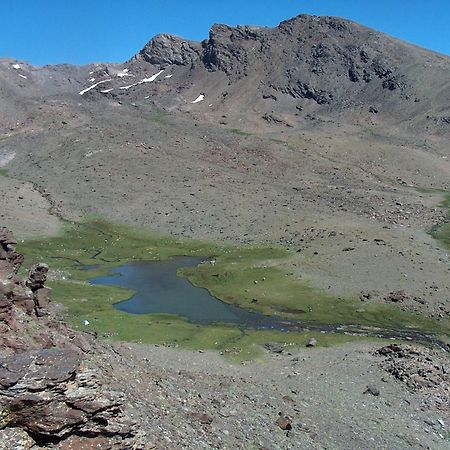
1;14;449;136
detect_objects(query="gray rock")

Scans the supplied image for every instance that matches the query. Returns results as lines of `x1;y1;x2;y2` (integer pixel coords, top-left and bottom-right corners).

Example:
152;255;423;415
137;34;202;66
264;342;284;353
364;385;380;396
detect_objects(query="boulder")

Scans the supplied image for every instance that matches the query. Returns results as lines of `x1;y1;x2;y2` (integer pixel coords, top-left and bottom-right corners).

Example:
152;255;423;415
34;287;51;309
264;342;284;353
26;263;49;292
276;416;292;430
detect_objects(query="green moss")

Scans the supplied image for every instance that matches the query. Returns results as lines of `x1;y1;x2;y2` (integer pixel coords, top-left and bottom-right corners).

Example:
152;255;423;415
18;218;449;357
230;128;253;137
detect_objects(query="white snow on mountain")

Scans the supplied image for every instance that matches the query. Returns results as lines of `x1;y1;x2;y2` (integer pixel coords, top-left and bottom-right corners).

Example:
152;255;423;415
79;79;112;95
191;94;205;104
141;70;164;83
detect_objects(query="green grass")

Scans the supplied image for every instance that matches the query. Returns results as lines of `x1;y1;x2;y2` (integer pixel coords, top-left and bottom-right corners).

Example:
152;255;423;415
432;222;450;250
0;169;8;177
181;260;446;333
414;187;450;211
144;107;169;124
18;218;449;358
49;278;367;362
230;128;253;137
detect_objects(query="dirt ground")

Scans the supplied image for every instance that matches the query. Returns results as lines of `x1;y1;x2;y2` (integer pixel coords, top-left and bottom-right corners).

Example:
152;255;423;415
0;175;60;238
91;339;449;449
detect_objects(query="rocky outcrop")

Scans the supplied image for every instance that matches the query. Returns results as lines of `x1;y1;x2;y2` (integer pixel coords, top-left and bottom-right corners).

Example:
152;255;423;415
0;349;136;447
0;229;52;326
202;24;268;77
136;33;202;66
375;344;449;410
0;229;142;448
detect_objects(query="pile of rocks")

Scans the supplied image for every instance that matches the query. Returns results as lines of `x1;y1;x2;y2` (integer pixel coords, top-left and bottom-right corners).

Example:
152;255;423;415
0;228;49;323
0;228;142;448
375;344;449;410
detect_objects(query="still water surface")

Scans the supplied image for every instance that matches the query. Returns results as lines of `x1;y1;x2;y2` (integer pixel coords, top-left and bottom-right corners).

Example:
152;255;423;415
90;256;282;327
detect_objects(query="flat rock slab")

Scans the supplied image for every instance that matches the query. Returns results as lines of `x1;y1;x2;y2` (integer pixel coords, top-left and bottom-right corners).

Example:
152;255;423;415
0;349;81;389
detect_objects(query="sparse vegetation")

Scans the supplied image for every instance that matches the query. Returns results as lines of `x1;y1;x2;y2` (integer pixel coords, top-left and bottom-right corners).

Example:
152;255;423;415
230;128;253;137
415;187;450;250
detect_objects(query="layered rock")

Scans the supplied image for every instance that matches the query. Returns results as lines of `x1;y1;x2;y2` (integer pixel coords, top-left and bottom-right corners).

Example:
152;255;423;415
0;229;142;448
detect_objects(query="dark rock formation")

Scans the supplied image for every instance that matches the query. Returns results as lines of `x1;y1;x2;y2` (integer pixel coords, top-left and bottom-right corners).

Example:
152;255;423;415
136;33;202;66
202;24;268;76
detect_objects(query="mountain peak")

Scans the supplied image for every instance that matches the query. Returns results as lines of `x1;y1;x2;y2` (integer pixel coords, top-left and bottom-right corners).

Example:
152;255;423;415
135;33;202;66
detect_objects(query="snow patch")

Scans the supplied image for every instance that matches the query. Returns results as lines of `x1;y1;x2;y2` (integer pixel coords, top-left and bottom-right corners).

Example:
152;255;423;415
0;152;16;167
164;74;173;79
141;69;164;83
117;68;134;78
18;74;27;79
191;94;205;104
100;88;114;93
85;150;102;158
88;77;96;82
12;64;21;70
119;83;137;90
79;79;111;95
119;70;165;91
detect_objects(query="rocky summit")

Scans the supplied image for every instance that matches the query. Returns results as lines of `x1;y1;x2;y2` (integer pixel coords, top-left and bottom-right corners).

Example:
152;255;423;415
0;12;449;449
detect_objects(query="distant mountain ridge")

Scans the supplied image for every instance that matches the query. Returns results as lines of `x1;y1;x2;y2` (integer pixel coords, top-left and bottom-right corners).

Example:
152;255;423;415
0;14;449;135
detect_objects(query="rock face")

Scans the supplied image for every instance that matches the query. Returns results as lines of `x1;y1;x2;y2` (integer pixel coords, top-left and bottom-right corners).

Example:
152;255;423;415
136;33;202;66
0;229;141;448
202;24;268;76
124;14;450;136
0;350;136;446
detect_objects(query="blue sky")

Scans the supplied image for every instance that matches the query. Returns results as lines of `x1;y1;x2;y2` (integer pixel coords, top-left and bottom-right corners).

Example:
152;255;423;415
1;1;449;65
